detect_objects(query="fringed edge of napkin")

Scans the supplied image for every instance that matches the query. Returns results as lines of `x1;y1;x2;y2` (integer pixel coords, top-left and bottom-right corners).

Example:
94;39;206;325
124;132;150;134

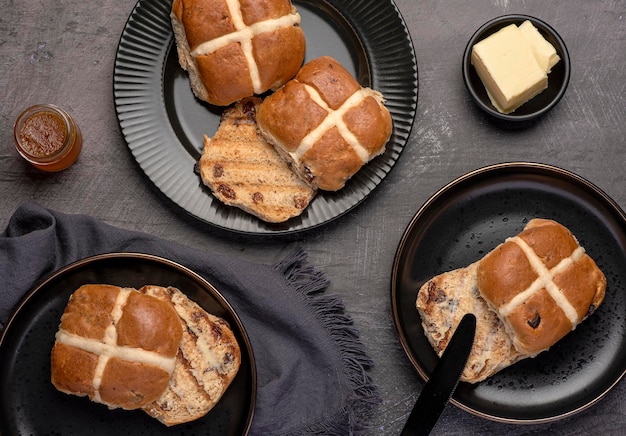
274;248;380;435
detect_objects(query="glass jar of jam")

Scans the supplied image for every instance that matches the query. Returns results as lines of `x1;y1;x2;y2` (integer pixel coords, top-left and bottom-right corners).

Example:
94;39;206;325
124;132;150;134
14;104;82;172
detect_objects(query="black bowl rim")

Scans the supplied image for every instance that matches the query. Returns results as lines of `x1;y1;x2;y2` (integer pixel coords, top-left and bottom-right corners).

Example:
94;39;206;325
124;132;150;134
462;14;571;122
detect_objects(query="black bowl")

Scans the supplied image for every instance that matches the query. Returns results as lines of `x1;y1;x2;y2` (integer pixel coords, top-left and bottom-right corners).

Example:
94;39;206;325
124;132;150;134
462;14;570;122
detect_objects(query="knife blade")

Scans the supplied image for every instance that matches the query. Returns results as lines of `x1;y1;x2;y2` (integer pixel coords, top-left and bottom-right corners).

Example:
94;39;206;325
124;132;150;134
401;312;476;435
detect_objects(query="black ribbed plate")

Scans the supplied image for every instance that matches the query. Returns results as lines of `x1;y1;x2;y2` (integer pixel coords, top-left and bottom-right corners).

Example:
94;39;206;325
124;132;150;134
113;0;417;234
0;253;256;435
391;162;626;423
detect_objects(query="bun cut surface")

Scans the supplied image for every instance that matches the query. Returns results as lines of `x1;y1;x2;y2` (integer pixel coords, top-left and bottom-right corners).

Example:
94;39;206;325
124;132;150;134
199;97;316;223
416;263;523;383
140;285;241;427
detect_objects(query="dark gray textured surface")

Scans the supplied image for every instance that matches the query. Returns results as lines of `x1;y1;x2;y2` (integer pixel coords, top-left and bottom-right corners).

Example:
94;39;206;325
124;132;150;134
1;0;624;434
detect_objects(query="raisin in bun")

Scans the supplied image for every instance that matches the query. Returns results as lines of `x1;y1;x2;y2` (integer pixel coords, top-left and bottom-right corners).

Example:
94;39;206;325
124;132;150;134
171;0;306;106
477;218;606;356
50;284;183;410
256;56;393;191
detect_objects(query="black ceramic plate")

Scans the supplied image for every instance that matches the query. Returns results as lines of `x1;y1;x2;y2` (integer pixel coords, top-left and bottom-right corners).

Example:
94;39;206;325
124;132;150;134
113;0;418;234
0;253;256;435
391;162;626;423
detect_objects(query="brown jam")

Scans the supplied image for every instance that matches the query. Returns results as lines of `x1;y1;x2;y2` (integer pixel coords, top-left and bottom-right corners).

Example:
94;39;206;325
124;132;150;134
14;104;82;172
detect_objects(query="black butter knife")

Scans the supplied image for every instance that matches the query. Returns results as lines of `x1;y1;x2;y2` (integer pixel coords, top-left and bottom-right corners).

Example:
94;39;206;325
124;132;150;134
401;313;477;435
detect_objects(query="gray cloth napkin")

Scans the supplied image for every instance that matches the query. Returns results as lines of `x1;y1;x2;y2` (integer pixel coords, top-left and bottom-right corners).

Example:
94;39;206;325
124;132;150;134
0;202;379;435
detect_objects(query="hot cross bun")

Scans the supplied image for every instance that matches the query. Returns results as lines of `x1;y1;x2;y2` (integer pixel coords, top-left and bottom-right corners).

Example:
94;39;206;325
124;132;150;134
51;284;183;410
477;218;606;355
171;0;306;106
256;56;393;191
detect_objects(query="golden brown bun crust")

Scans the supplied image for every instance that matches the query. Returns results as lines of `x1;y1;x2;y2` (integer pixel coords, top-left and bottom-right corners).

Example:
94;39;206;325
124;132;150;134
98;358;173;408
56;284;119;339
50;284;183;410
51;343;98;397
116;291;181;356
195;47;254;105
477;219;606;355
171;0;305;106
256;56;393;191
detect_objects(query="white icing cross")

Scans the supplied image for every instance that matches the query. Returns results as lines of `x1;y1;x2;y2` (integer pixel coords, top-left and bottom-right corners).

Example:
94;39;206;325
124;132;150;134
55;288;176;403
499;236;584;328
190;0;301;94
290;84;373;164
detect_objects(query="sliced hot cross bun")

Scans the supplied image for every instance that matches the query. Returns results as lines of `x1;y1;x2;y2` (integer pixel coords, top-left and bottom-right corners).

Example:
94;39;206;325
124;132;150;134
50;284;183;410
171;0;306;106
417;218;606;383
477;218;606;356
51;284;241;426
256;56;393;191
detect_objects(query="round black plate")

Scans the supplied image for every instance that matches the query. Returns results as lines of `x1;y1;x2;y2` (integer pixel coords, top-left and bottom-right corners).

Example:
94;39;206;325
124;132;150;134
113;0;418;234
0;253;256;435
391;162;626;423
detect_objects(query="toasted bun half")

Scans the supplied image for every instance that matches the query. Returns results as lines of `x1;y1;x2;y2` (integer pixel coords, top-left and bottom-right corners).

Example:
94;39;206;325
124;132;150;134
417;263;523;383
140;285;241;427
199;97;316;223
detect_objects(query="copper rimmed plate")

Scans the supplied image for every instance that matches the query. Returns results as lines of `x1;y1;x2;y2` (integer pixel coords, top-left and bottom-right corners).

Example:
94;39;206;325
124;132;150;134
391;162;626;423
0;253;256;435
113;0;417;234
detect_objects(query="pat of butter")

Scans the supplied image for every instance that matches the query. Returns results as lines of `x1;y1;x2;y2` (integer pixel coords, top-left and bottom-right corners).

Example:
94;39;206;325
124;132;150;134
471;23;548;114
519;20;560;73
